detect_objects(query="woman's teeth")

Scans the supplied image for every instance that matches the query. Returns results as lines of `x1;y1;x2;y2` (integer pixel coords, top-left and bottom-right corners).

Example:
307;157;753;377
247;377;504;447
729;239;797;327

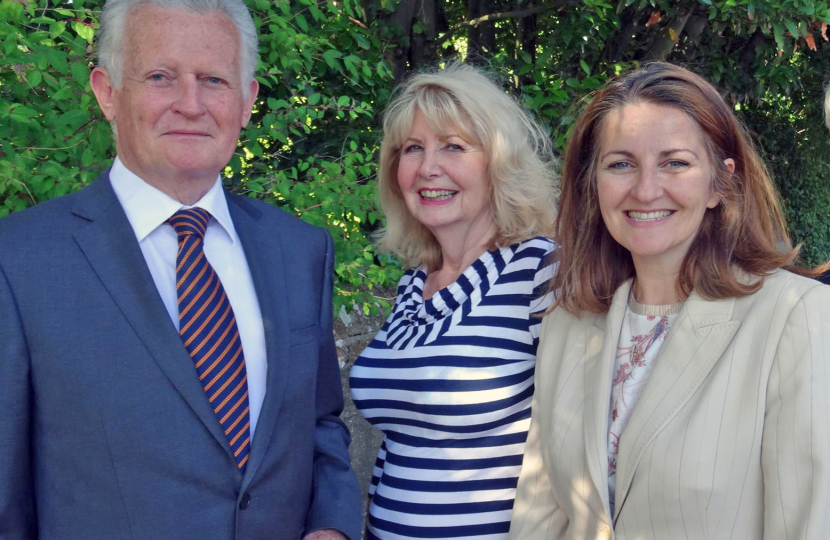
627;210;673;221
420;190;456;201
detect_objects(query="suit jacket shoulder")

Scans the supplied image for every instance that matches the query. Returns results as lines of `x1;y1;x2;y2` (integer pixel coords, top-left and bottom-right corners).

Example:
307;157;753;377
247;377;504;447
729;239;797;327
225;192;330;250
731;268;828;321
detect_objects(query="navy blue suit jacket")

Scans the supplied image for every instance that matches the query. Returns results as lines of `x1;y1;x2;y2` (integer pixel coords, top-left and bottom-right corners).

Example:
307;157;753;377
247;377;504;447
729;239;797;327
0;171;361;539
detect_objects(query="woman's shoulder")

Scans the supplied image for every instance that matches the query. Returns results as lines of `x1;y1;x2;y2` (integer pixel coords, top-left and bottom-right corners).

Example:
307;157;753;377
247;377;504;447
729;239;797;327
513;236;556;256
753;269;829;301
732;269;830;321
510;237;556;274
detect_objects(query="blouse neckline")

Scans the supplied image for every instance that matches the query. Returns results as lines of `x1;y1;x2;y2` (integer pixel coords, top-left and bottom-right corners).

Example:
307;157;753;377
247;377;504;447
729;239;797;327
627;293;685;317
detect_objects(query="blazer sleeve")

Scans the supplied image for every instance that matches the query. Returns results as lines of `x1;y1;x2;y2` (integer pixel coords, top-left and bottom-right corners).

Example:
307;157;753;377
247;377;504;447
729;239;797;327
509;316;569;540
0;262;36;539
762;283;830;539
303;229;362;540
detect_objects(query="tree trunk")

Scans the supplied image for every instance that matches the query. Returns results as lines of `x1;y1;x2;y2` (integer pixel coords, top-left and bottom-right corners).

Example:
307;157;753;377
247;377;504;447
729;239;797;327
410;0;437;67
466;0;496;63
380;0;420;81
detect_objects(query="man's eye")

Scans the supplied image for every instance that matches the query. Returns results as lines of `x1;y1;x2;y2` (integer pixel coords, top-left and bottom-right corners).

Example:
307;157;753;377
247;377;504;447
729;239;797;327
208;77;223;84
148;73;166;82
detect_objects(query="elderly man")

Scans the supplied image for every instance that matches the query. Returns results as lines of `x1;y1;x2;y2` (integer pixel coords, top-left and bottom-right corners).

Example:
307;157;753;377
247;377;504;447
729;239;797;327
0;0;360;538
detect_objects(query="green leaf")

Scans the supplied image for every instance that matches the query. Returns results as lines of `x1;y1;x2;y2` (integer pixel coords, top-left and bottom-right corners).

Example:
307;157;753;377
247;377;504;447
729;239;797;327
81;148;94;167
267;98;290;109
784;19;799;40
322;49;342;69
70;62;89;86
773;23;785;51
353;33;370;49
46;49;69;74
49;21;66;38
580;60;591;75
295;14;308;32
337;95;350;107
72;21;94;43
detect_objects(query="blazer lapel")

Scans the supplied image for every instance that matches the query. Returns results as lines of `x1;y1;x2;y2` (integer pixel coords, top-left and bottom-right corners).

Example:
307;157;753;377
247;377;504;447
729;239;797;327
583;280;632;520
227;195;292;489
612;291;741;517
71;173;237;462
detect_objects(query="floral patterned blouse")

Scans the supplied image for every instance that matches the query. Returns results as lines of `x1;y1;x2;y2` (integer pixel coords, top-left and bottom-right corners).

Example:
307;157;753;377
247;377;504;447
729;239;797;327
607;296;683;514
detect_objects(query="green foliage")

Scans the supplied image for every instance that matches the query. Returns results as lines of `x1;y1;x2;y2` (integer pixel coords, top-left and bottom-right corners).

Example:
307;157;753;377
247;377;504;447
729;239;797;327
743;75;830;267
0;0;403;314
3;0;829;319
479;0;830;264
779;135;830;267
1;0;106;216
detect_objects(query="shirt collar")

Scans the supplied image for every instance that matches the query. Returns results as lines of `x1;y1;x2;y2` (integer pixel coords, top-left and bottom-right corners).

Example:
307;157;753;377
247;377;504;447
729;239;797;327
109;156;237;245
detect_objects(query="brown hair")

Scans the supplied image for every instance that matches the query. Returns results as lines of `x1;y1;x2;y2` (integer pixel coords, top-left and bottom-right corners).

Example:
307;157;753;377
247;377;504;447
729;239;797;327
552;62;827;315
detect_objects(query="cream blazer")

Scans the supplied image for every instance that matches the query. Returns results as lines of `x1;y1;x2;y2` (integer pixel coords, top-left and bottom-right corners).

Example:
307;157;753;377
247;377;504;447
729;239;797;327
509;270;830;540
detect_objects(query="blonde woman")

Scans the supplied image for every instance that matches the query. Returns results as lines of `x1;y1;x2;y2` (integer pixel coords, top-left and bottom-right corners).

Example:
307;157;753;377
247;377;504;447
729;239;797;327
350;64;558;539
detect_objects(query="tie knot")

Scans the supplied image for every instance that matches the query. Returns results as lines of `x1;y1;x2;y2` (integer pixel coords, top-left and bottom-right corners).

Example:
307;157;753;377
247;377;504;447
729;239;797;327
168;207;211;239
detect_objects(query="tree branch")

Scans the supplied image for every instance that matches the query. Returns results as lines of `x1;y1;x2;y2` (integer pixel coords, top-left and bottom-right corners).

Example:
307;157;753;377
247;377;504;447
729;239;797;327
436;0;577;46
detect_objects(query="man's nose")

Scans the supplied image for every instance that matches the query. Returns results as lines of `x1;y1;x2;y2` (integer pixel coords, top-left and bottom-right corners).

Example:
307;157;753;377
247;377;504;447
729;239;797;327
630;168;663;202
172;77;207;117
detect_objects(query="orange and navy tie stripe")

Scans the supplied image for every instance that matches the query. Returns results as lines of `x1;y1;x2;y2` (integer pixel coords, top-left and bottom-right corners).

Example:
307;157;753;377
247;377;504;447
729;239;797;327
168;208;251;470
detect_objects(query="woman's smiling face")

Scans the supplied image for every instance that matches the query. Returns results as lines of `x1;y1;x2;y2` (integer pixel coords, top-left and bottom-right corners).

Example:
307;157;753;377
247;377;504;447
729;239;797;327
396;108;493;239
596;102;734;273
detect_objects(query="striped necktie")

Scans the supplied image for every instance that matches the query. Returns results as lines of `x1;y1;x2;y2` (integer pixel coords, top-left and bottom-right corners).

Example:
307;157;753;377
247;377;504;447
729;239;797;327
167;208;251;471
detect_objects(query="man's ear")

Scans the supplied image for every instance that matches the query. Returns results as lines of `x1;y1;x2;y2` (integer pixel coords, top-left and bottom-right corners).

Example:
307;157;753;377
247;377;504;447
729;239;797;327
91;67;117;121
241;78;259;126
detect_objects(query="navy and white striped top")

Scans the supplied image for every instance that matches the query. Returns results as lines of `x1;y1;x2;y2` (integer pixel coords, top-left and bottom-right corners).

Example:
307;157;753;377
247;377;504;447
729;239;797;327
350;237;555;540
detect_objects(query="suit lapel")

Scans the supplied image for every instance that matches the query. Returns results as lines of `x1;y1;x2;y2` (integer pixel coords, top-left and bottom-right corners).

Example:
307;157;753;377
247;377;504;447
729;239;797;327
227;195;292;489
613;292;741;516
583;280;632;520
71;174;237;462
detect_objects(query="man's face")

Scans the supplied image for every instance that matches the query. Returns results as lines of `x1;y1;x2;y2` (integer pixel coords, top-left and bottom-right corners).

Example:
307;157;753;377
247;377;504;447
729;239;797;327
92;6;258;190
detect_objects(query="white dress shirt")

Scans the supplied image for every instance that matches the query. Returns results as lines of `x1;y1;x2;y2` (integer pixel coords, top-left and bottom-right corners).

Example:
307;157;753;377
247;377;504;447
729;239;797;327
109;157;267;439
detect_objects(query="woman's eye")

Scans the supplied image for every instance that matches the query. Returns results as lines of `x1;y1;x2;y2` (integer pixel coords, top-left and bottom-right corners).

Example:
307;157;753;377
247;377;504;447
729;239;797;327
444;143;464;151
607;161;632;170
403;144;422;153
666;160;689;168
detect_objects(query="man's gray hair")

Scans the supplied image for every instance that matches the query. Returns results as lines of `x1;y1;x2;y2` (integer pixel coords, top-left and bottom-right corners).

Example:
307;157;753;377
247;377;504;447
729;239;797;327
97;0;258;96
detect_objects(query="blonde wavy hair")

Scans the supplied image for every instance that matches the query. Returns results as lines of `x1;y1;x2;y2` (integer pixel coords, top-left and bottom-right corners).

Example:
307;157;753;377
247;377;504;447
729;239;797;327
375;63;558;270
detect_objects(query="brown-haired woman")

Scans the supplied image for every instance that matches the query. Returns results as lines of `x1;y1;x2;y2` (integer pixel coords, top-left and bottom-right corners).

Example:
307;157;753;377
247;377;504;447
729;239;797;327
509;62;830;540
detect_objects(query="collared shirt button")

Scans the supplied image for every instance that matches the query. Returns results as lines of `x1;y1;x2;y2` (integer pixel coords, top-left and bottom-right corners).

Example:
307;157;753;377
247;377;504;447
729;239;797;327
239;492;251;509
